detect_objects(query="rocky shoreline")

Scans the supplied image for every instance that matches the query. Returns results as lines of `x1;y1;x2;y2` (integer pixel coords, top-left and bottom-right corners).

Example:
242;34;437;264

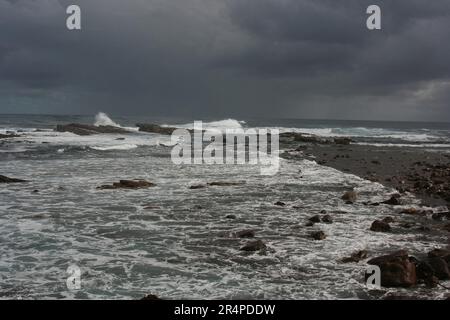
295;143;450;207
2;123;450;299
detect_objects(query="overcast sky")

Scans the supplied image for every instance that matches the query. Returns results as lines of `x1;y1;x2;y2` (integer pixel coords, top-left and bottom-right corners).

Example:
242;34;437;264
0;0;449;121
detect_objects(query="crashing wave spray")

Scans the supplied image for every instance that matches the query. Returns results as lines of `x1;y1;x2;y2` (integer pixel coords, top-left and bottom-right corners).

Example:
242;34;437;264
94;112;120;127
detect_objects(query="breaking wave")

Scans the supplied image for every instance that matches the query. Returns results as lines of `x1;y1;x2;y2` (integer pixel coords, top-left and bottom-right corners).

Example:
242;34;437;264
94;112;121;127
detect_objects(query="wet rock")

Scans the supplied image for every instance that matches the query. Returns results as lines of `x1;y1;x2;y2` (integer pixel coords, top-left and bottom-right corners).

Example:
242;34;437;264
334;137;352;145
233;229;255;238
0;133;20;139
442;223;450;232
308;215;321;223
400;222;414;229
0;175;28;183
97;179;155;190
432;212;450;221
143;205;161;210
141;294;162;300
399;208;419;215
225;214;237;219
428;248;450;260
367;250;417;287
427;257;450;280
320;210;327;214
207;181;245;187
305;221;315;227
310;231;326;240
341;250;368;263
189;184;206;190
370;220;391;232
321;215;333;224
56;123;130;136
382;194;401;205
240;240;266;252
416;260;437;287
137;124;178;135
274;201;286;206
341;191;357;203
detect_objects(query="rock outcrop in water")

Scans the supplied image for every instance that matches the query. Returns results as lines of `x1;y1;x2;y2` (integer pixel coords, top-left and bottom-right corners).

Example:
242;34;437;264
141;294;162;300
367;250;417;287
370;220;392;232
55;123;130;136
97;179;155;190
279;132;353;145
0;133;20;139
207;181;246;187
240;240;266;252
310;231;327;240
137;124;178;135
341;191;357;203
340;250;368;263
0;175;28;183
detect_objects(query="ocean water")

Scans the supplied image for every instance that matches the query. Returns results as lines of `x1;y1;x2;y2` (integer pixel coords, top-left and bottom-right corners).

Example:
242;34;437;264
1;113;449;299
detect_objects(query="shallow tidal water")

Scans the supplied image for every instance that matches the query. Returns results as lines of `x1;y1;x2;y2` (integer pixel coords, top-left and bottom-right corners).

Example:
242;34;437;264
1;138;449;299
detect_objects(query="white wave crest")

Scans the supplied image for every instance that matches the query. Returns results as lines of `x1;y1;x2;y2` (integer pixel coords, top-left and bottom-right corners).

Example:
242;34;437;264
165;119;246;131
94;112;121;127
90;144;138;151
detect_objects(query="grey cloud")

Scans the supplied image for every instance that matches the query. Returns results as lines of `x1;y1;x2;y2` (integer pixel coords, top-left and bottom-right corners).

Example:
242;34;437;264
0;0;449;120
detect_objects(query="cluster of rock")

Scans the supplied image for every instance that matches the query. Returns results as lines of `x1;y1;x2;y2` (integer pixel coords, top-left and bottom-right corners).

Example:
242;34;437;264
55;123;130;136
280;132;352;145
0;133;20;139
367;248;450;288
405;162;450;204
97;179;155;190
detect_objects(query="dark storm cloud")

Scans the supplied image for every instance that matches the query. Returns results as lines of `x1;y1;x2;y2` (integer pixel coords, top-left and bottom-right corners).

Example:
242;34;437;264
0;0;449;120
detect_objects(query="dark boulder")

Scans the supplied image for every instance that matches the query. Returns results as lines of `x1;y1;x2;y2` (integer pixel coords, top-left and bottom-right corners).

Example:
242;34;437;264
0;133;20;139
367;250;417;287
321;215;333;224
308;215;321;223
334;137;352;145
55;123;130;136
141;294;162;300
207;181;245;187
97;179;155;190
428;248;450;260
240;240;266;252
310;231;326;240
416;261;438;287
427;257;450;280
233;229;255;238
0;175;28;183
341;191;357;203
341;250;368;263
370;220;391;232
189;184;206;190
382;194;401;205
274;201;286;206
136;124;177;135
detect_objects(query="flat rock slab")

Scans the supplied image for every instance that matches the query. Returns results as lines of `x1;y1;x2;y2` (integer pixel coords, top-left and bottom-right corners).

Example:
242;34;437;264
97;180;155;190
0;175;28;183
